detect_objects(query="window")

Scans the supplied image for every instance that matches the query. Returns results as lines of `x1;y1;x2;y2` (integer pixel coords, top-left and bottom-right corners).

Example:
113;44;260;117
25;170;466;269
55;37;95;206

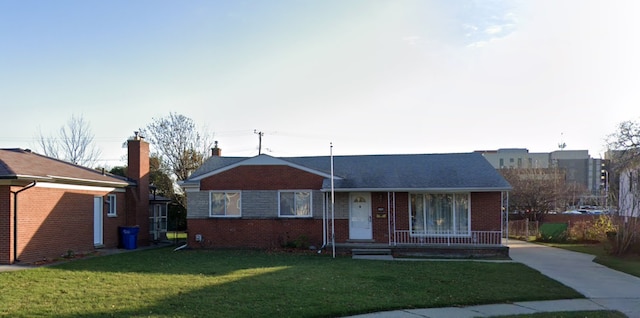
279;191;312;217
106;194;117;217
209;192;241;217
410;193;470;236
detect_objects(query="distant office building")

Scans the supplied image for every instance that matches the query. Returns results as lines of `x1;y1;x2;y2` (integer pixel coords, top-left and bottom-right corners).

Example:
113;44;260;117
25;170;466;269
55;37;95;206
476;148;606;197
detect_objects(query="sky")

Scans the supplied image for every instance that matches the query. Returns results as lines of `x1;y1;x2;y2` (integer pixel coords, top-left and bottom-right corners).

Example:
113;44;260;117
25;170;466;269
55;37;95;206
1;0;640;167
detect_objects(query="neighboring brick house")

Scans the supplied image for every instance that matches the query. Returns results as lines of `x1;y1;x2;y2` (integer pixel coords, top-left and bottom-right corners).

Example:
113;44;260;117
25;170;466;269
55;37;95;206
181;148;512;256
0;135;152;265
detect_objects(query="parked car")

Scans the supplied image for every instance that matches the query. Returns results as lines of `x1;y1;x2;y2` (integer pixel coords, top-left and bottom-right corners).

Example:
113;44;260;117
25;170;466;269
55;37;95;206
562;210;584;215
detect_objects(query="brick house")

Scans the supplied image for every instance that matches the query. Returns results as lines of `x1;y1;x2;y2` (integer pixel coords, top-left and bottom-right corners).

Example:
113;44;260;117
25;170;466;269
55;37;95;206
182;147;512;256
0;135;152;265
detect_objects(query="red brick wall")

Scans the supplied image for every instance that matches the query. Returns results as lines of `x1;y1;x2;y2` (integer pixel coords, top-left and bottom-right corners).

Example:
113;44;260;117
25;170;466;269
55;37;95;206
0;186;12;264
127;138;150;245
187;190;503;249
188;218;324;248
104;192;128;249
200;165;325;190
470;192;502;231
332;219;350;243
371;192;389;242
369;192;409;242
543;214;599;223
393;193;410;231
1;186;128;264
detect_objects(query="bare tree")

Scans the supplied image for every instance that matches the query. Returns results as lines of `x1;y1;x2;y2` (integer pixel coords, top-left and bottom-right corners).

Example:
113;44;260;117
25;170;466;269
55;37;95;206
607;119;640;168
36;114;101;167
140;112;213;182
500;167;567;221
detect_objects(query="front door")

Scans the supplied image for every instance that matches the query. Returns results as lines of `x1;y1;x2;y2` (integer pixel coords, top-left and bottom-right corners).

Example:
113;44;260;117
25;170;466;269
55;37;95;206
349;193;372;240
93;197;103;246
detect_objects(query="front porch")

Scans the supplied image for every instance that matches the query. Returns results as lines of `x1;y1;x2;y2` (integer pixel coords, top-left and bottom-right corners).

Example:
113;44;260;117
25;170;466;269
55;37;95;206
331;230;509;259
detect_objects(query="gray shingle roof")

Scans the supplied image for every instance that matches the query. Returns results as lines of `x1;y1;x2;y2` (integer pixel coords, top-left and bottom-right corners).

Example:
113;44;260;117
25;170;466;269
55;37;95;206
189;156;248;179
187;152;511;191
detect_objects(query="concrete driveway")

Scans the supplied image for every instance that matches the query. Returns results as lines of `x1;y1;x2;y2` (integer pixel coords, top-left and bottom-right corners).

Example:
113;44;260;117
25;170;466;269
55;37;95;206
508;239;640;316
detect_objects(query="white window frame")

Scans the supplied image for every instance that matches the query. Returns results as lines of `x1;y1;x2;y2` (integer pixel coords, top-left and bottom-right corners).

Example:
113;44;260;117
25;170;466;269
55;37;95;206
278;190;313;218
209;191;242;217
409;193;471;237
106;194;117;217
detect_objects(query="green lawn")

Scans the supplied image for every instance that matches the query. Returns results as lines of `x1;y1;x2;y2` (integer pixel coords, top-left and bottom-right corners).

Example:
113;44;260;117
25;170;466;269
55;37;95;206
543;242;640;278
0;248;582;318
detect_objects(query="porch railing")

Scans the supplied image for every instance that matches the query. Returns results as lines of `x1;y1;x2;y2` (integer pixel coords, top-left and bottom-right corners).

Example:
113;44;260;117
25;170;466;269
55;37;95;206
393;230;503;246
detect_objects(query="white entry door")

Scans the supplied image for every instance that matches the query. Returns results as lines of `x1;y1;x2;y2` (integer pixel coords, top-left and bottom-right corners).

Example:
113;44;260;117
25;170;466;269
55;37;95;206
349;193;372;240
93;197;103;246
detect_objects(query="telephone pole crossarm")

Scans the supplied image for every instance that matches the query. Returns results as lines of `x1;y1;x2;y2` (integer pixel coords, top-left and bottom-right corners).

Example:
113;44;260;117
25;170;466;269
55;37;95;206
254;130;264;155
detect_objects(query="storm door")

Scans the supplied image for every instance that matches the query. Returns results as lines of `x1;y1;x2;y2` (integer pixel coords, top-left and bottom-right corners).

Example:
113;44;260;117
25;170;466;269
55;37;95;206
349;193;372;240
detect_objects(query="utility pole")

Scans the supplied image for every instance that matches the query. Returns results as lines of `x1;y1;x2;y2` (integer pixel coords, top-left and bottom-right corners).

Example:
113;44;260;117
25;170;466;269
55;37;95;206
254;130;264;155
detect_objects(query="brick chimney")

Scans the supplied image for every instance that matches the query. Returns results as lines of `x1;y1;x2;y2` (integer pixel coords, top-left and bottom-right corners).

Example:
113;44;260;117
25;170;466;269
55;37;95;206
126;131;150;245
211;141;221;157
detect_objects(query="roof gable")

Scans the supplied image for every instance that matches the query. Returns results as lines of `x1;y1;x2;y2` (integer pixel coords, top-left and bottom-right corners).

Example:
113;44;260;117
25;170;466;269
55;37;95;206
0;148;129;187
186;154;336;182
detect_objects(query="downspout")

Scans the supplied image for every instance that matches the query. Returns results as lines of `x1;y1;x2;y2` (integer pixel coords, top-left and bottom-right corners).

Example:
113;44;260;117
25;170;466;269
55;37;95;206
11;181;37;263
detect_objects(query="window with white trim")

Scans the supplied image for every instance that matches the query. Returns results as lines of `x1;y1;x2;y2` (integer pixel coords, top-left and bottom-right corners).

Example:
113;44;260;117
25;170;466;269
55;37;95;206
106;194;117;217
279;191;312;217
409;193;470;236
209;191;241;217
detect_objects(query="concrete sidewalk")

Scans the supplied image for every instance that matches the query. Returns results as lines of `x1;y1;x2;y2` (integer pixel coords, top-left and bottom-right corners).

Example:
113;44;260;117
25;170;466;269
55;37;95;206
347;299;609;318
345;240;640;317
508;239;640;317
0;263;36;272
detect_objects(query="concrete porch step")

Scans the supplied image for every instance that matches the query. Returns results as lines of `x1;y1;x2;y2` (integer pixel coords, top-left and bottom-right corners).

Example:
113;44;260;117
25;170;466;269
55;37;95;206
351;248;392;255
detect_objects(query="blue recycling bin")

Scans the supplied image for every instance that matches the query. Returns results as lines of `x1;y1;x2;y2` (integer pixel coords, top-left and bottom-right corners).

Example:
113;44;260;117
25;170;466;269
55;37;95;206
120;226;139;250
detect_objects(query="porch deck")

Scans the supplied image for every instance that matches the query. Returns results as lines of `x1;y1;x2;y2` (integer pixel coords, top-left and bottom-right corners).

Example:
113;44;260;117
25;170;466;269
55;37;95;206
333;242;509;259
332;230;509;258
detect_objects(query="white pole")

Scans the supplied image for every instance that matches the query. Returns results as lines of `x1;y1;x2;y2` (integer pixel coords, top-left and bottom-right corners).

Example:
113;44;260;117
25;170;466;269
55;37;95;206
331;142;336;258
322;192;326;249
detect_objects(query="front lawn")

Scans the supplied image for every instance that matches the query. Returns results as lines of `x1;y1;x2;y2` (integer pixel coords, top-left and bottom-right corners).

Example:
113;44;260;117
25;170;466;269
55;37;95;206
0;248;582;318
543;243;640;278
